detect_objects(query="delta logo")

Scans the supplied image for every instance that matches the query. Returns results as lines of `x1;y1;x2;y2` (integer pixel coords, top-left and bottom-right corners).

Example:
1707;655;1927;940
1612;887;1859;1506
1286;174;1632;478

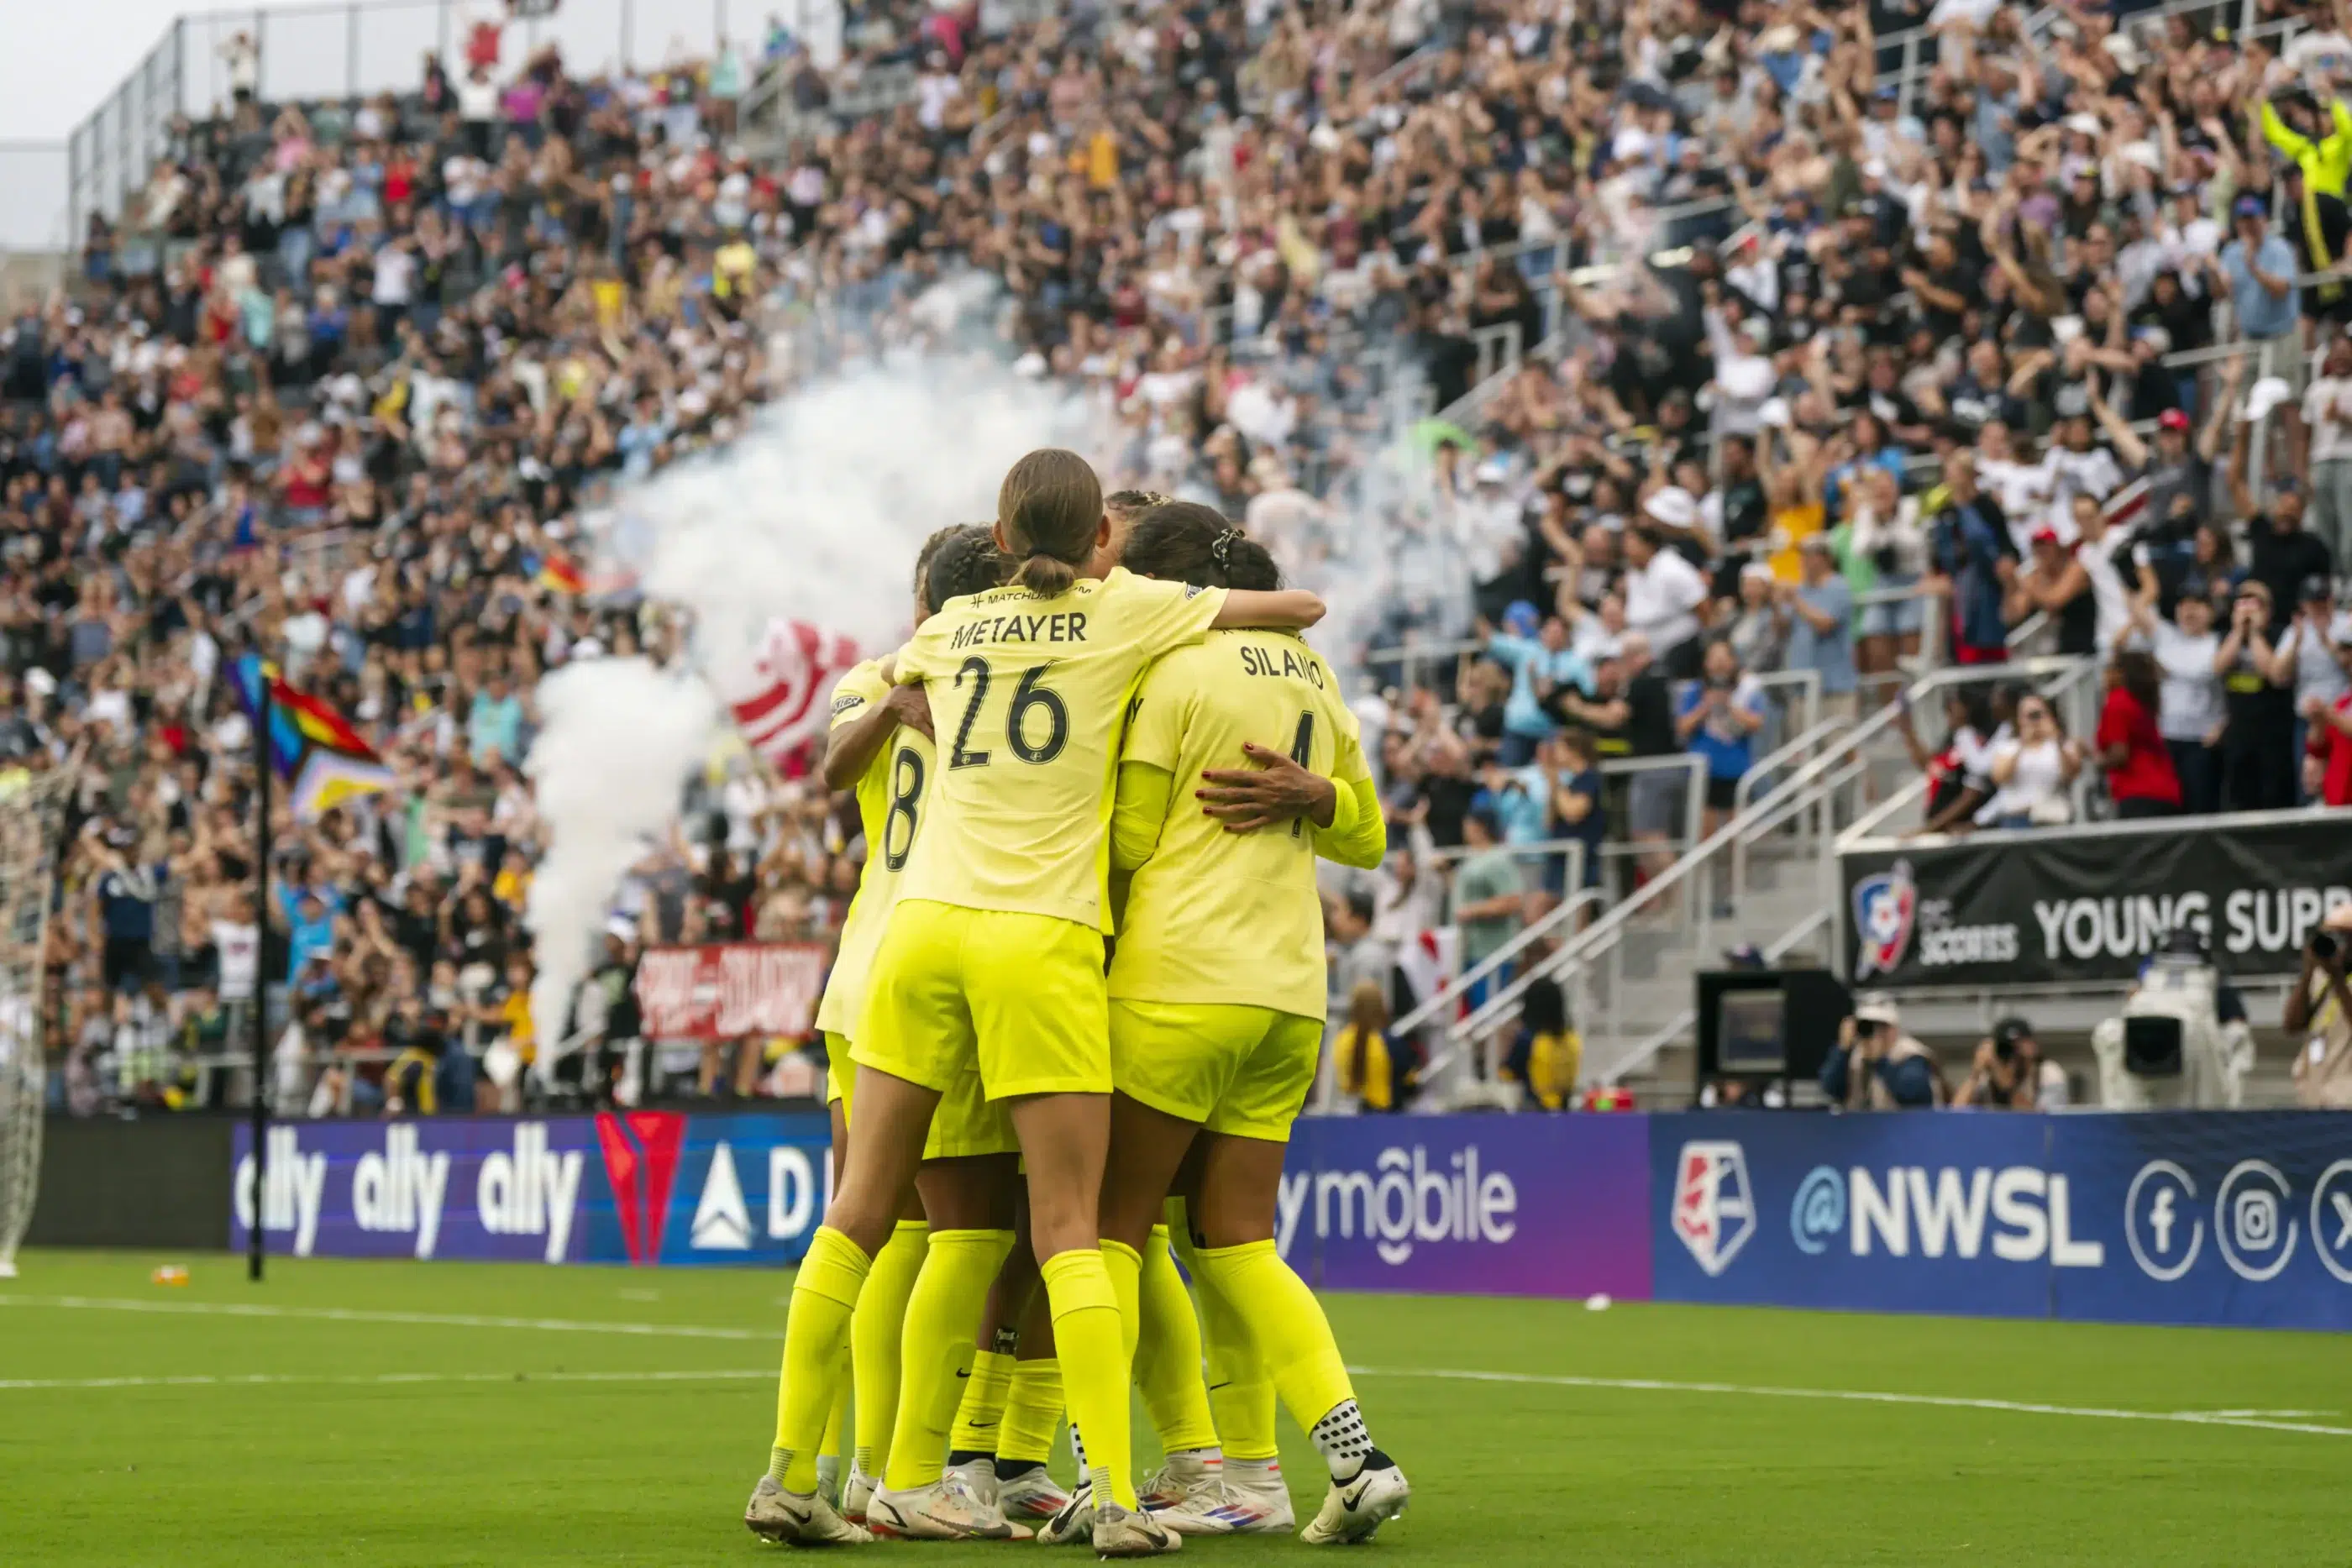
1851;859;1919;980
596;1110;685;1266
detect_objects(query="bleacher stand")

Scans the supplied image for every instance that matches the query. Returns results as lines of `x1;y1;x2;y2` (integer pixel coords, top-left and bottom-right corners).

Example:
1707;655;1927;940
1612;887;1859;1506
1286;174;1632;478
8;0;2350;1117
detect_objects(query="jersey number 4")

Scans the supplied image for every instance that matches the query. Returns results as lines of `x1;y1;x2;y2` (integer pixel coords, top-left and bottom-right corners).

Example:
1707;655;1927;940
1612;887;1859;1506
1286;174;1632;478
1288;710;1314;838
951;657;1069;768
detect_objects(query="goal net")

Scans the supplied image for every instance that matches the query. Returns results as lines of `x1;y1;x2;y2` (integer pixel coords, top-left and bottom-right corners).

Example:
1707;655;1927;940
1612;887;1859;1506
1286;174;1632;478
0;768;70;1278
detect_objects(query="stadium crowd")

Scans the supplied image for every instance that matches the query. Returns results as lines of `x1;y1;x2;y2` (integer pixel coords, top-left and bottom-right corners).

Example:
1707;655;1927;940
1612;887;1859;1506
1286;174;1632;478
8;0;2352;1117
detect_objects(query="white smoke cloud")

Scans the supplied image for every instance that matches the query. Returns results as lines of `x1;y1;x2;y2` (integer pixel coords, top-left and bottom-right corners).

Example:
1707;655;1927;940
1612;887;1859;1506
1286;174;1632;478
522;328;1087;1036
617;354;1089;674
522;657;720;1049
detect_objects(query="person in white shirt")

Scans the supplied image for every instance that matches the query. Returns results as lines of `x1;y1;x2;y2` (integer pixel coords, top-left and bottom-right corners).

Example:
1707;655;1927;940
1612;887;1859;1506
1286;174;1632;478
2041;413;2124;541
1622;519;1709;675
2302;336;2352;564
2127;585;2225;813
1974;421;2055;553
1984;693;2086;827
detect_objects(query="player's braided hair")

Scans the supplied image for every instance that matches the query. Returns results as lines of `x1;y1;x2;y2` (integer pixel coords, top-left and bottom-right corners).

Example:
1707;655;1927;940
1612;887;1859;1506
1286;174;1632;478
1119;501;1279;592
997;448;1103;597
924;524;1008;610
911;523;968;614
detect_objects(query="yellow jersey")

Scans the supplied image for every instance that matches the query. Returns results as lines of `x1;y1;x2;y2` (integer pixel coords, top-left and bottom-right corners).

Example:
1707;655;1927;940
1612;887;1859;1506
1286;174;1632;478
812;660;936;1036
1106;629;1380;1018
892;568;1229;932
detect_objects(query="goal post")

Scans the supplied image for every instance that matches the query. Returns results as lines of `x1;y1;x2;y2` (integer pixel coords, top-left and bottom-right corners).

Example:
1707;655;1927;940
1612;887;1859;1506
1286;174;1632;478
0;767;71;1278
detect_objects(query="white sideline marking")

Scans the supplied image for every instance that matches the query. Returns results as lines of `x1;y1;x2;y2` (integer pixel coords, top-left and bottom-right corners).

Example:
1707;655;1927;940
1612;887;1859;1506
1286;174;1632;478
1354;1366;2352;1440
0;1368;772;1392
0;1294;766;1340
4;1296;2344;1440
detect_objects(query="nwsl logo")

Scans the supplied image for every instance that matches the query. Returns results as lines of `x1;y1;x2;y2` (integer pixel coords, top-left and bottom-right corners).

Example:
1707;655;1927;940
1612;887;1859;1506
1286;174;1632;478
1672;1141;1755;1276
1852;859;1918;980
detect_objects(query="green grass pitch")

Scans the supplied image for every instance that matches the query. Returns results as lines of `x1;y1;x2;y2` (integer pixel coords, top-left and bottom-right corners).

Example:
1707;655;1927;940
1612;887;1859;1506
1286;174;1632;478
3;1250;2348;1565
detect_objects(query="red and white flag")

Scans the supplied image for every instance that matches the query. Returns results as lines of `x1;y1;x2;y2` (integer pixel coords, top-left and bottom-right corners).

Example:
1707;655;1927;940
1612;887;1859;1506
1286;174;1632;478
711;619;863;770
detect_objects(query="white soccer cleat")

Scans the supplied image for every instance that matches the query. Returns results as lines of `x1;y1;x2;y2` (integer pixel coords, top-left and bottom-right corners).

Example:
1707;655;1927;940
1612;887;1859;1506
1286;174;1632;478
1139;1452;1222;1513
863;1472;1032;1540
842;1463;878;1524
1152;1466;1296;1536
945;1454;999;1508
1092;1501;1184;1557
995;1464;1074;1523
1300;1457;1410;1545
744;1475;872;1545
1036;1477;1095;1546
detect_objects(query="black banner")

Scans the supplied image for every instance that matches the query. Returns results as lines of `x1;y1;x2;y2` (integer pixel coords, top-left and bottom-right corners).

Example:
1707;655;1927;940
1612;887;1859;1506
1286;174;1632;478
28;1116;234;1252
1841;813;2352;989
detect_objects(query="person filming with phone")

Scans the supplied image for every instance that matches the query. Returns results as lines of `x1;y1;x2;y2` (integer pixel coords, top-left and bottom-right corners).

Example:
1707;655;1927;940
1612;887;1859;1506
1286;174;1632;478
2285;904;2352;1108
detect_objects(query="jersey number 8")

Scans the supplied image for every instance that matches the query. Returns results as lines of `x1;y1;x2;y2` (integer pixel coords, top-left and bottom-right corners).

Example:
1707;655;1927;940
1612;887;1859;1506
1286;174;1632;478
883;745;924;871
950;657;1069;768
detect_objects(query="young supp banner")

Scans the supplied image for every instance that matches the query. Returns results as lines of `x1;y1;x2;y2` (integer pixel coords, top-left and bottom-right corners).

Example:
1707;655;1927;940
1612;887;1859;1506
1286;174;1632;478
1842;813;2352;990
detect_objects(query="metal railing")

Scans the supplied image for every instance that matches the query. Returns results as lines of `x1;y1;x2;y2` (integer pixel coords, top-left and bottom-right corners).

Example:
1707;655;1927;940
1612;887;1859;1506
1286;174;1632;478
68;0;748;237
1427;641;2100;1088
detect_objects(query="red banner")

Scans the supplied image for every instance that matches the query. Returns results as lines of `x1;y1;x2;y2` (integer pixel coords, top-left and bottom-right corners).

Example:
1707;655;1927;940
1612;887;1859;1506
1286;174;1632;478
633;943;830;1040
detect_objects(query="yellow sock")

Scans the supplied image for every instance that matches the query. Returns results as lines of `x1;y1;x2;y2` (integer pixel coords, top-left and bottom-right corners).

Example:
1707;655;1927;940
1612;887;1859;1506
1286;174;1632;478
768;1225;871;1492
997;1357;1064;1466
1041;1245;1137;1511
948;1348;1016;1459
1136;1225;1220;1454
850;1219;929;1476
882;1228;1012;1492
822;1342;852;1456
1191;1240;1356;1438
1170;1216;1278;1461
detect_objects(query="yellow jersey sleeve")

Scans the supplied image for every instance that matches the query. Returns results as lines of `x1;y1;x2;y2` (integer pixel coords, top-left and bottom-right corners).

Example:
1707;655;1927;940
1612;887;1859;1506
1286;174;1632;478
1308;704;1385;869
829;659;891;728
813;664;936;1038
1098;566;1229;659
890;569;1225;933
1105;629;1358;1019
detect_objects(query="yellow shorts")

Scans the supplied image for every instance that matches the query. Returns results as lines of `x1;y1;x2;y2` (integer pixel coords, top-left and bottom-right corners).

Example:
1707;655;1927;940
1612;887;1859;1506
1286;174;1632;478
856;900;1111;1102
826;1030;1017;1161
1107;999;1320;1143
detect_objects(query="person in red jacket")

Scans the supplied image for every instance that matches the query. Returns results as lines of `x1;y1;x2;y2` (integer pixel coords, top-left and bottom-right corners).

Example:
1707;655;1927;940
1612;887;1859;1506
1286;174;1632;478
2302;626;2352;806
2097;648;2183;817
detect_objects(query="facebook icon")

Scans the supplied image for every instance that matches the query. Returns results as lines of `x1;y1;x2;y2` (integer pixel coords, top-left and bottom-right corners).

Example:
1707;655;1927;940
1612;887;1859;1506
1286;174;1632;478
2126;1161;2205;1282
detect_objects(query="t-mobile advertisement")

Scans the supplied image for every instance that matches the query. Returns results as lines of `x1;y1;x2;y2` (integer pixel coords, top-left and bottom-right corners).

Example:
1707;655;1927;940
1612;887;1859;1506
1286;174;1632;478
1279;1115;1654;1302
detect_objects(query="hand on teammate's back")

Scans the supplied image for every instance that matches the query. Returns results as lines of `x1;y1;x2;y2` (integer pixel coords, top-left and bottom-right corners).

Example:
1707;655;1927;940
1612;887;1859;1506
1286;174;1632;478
885;684;935;740
1198;741;1336;833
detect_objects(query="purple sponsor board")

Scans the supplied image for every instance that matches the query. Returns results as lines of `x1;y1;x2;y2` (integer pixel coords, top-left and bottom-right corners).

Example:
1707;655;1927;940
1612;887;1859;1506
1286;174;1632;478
232;1118;598;1263
1281;1114;1651;1301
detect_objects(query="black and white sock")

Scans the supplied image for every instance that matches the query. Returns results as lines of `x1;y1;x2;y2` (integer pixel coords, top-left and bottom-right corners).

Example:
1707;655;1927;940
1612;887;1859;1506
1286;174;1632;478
1309;1400;1377;1482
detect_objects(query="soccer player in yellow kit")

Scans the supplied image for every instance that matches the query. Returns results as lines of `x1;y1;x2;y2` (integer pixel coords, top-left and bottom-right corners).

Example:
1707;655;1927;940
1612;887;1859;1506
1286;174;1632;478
802;526;965;1517
745;449;1324;1557
1099;502;1410;1544
787;524;1068;1541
